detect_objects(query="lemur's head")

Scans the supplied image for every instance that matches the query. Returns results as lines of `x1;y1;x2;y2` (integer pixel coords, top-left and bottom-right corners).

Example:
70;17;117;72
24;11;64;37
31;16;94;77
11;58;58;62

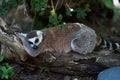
22;30;43;49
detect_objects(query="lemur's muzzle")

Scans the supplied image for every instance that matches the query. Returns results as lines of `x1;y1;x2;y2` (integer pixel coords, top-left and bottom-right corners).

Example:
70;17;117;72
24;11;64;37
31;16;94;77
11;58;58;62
32;45;38;49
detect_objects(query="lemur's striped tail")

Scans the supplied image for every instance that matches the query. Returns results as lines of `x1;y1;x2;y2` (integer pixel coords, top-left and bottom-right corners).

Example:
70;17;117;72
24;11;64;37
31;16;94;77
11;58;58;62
99;38;120;50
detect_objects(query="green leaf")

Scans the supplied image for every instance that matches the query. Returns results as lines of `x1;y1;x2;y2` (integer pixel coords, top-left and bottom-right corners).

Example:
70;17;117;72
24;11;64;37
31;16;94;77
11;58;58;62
2;73;8;79
58;14;63;21
100;0;114;9
66;8;72;16
10;0;18;8
76;8;87;19
35;4;41;11
2;1;10;10
41;3;47;9
49;14;58;26
84;4;91;12
30;0;48;14
60;22;67;29
30;0;35;7
8;67;13;72
0;63;15;79
39;66;49;72
1;66;8;72
50;9;55;15
5;75;8;79
76;11;86;19
0;9;7;16
0;55;4;62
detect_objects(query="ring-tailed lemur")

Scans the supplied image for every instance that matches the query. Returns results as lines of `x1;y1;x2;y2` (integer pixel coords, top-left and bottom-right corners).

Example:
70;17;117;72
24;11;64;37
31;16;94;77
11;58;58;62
18;23;120;57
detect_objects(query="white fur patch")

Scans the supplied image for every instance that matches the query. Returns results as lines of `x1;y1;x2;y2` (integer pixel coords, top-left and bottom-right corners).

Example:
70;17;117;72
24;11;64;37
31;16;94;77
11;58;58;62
19;33;27;37
74;23;82;28
109;42;113;50
28;32;43;47
36;31;43;36
28;37;37;43
102;40;107;48
115;43;120;49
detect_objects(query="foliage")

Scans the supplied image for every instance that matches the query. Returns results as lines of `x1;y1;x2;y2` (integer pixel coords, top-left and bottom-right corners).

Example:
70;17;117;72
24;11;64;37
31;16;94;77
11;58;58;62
66;8;72;16
97;32;108;40
0;56;15;80
0;0;18;16
30;0;91;29
99;0;120;21
39;66;49;73
60;22;67;29
75;4;91;19
30;0;48;15
0;0;91;30
49;13;58;26
0;55;4;62
99;0;114;9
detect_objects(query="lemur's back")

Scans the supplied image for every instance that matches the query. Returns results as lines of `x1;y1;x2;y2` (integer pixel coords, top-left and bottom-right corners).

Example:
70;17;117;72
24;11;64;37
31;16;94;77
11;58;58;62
36;23;98;54
36;23;80;53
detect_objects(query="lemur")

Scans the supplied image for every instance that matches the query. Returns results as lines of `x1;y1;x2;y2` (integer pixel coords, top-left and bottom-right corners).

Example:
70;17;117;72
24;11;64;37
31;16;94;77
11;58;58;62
18;23;120;57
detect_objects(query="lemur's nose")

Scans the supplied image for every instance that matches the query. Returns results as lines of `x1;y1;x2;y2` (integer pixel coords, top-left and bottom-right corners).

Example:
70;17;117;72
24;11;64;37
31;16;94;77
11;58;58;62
33;45;38;49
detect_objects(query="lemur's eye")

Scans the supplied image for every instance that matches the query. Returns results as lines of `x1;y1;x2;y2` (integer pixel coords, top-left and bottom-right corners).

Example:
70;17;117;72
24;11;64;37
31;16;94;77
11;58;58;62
35;38;39;43
28;41;33;44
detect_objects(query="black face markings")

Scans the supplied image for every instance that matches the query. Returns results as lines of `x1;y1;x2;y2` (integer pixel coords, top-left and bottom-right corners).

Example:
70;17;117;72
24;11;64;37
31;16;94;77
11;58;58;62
32;45;38;49
35;38;39;43
28;41;33;44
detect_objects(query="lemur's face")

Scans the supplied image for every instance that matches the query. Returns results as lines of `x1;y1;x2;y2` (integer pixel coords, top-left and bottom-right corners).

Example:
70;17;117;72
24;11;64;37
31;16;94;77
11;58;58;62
26;30;43;49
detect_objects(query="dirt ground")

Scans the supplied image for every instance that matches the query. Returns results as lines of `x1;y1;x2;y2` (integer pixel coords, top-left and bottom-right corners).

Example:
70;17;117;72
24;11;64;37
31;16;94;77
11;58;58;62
13;63;97;80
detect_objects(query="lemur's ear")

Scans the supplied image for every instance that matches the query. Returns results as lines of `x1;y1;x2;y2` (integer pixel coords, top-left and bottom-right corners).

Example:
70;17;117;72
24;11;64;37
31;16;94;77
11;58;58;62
36;30;43;35
18;33;27;37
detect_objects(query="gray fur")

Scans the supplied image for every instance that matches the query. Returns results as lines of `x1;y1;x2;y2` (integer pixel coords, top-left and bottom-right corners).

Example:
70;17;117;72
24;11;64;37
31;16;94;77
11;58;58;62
71;23;97;54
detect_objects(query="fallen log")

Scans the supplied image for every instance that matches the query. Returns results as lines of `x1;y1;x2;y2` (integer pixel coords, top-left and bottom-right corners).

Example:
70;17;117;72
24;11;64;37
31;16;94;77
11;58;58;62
0;17;120;76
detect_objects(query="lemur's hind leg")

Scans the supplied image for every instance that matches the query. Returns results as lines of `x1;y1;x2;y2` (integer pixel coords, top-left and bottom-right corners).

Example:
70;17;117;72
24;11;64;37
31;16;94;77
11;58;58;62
71;32;97;55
